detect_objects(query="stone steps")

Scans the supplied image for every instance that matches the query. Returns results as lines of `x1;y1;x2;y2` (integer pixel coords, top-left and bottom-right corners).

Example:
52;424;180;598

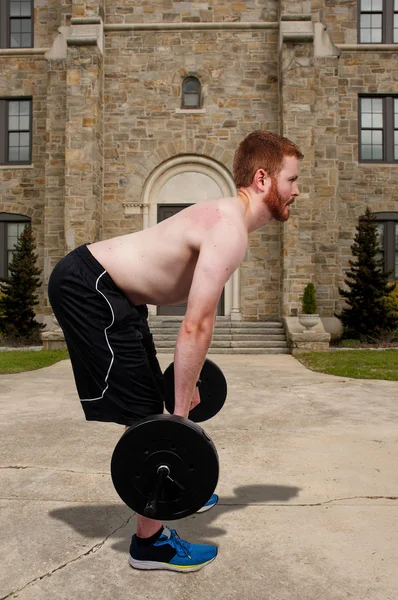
148;317;290;354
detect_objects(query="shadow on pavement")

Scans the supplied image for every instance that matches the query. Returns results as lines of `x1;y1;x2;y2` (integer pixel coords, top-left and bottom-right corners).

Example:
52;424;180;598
50;483;300;553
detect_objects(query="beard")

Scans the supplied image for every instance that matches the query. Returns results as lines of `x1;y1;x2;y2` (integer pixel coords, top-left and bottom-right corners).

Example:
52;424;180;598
265;177;292;222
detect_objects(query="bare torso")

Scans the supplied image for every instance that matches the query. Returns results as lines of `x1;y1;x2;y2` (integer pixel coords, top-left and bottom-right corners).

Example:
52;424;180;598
88;197;249;307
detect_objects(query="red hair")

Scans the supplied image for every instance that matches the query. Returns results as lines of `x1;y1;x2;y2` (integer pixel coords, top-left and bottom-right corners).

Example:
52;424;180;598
233;130;303;188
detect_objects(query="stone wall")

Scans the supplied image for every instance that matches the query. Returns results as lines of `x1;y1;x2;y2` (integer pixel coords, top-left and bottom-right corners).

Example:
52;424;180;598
103;25;280;319
335;49;398;313
0;55;48;308
106;0;279;24
2;1;397;326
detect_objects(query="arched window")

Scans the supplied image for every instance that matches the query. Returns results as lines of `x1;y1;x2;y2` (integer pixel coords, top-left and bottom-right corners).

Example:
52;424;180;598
181;76;201;109
0;212;30;278
373;212;398;279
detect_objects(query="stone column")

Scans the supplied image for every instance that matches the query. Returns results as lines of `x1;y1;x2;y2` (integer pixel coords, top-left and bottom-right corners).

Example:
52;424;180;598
279;14;316;317
43;32;69;324
64;15;104;251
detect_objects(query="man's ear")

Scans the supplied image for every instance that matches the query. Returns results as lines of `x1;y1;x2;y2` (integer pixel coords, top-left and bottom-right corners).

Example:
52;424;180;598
253;168;270;192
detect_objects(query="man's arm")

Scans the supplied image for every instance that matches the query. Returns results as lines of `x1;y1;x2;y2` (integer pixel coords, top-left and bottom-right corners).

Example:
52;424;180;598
173;223;247;417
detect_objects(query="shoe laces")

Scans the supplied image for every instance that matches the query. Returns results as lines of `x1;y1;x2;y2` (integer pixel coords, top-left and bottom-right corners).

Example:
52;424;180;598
164;527;192;559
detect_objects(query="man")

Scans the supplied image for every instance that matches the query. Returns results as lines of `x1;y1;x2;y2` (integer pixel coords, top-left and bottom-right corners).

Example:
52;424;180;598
48;130;302;573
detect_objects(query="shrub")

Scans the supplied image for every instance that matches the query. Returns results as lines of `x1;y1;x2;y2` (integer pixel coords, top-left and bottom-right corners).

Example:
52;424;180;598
301;283;317;314
0;225;44;345
337;207;398;341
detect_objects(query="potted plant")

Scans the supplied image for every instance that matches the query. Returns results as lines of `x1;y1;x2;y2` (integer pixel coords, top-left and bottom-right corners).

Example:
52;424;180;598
298;283;320;331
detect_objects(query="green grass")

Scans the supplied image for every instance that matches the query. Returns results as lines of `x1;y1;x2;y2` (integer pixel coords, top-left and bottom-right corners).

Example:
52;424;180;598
0;349;69;374
297;349;398;381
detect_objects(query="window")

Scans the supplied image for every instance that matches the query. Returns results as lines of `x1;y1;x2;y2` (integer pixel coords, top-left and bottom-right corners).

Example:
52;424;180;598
359;96;398;163
358;0;398;43
0;0;34;48
374;213;398;279
181;77;201;109
0;98;32;164
0;213;30;278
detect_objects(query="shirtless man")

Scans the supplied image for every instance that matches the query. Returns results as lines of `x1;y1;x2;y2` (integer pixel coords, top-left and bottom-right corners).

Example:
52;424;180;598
48;130;302;573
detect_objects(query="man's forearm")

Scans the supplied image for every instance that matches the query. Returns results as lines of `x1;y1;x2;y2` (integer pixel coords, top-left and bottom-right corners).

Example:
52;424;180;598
173;322;213;417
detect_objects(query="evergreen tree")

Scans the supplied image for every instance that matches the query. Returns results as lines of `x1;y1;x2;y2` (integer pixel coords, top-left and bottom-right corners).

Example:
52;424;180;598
0;225;44;342
337;207;397;341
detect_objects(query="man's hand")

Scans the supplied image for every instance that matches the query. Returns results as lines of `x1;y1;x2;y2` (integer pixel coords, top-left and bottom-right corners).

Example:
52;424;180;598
174;386;200;419
189;385;201;413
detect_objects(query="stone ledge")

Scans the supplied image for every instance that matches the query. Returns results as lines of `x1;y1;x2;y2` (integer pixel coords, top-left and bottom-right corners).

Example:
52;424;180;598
279;20;314;47
104;22;279;32
280;14;312;22
41;330;67;351
283;316;331;355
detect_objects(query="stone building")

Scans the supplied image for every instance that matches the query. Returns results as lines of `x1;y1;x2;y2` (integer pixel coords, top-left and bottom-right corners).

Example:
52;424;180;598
0;0;397;334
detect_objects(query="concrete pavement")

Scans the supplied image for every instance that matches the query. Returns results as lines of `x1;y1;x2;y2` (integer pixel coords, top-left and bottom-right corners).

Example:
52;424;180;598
0;354;397;600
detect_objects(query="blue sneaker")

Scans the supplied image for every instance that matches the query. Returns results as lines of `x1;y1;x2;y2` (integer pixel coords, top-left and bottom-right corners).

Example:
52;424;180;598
129;527;217;572
196;493;219;513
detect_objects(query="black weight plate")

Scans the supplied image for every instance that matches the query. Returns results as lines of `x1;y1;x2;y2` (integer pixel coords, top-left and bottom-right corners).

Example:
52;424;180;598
111;414;219;521
164;359;227;422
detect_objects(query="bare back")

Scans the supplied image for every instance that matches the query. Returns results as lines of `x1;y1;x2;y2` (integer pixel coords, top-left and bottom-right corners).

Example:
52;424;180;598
89;197;248;318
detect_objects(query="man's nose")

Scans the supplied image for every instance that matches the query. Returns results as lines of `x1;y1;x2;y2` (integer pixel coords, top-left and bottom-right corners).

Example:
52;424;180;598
293;182;300;196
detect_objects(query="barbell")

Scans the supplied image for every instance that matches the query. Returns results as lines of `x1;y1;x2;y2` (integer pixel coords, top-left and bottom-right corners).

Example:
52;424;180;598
110;359;227;521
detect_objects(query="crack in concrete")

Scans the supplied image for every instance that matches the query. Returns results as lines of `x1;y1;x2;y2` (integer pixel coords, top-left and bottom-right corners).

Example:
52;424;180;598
0;513;134;600
0;466;108;475
223;495;398;506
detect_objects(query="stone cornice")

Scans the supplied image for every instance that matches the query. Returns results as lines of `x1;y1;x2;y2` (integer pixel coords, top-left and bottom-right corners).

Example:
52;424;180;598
104;22;279;32
0;48;49;56
336;44;398;51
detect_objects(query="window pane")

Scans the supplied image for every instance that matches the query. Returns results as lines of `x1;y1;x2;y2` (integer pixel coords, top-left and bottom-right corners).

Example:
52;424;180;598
20;132;29;146
371;28;382;42
21;20;31;33
372;98;383;113
20;101;30;115
9;132;19;147
21;33;31;46
10;34;20;47
361;29;372;42
372;145;383;159
9;1;21;16
19;116;29;129
361;98;372;113
395;0;398;9
362;113;372;128
361;145;373;159
9;102;19;115
11;20;21;33
8;147;19;161
21;1;32;17
184;93;200;107
362;130;372;144
19;146;29;161
372;113;383;128
361;14;371;28
372;130;383;145
371;0;383;11
8;116;19;130
8;223;19;238
361;0;372;10
184;81;199;93
371;14;382;27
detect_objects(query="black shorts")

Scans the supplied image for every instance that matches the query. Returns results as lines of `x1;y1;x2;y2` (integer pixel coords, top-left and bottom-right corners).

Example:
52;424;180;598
48;244;165;426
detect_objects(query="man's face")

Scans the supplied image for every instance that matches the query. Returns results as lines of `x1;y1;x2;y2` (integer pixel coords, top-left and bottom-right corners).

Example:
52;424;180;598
265;156;300;222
